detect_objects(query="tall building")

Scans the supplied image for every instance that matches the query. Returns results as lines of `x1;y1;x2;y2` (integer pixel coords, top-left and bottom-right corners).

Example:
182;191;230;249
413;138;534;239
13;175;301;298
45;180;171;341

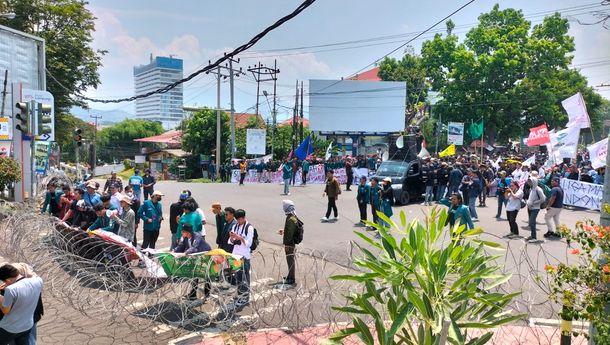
134;55;184;129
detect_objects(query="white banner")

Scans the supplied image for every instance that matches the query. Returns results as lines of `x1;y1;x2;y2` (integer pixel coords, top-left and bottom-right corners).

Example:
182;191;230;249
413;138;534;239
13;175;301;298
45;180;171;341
549;127;580;160
230;164;349;184
560;178;603;210
562;92;590;129
587;138;608;170
246;129;266;155
447;122;464;145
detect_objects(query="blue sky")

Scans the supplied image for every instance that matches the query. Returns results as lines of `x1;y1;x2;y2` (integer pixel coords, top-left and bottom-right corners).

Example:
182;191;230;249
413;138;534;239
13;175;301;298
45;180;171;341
86;0;610;121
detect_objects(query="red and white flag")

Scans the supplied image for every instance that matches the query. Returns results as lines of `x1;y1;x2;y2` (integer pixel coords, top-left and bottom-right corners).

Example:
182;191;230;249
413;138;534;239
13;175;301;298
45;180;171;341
527;123;550;146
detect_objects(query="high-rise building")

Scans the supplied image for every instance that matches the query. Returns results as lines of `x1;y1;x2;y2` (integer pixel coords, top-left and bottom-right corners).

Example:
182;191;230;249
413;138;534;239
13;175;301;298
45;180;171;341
133;55;184;129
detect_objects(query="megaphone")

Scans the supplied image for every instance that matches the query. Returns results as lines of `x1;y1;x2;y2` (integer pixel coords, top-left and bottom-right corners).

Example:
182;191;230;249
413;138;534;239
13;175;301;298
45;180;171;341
396;135;404;149
417;147;430;159
382;151;389;161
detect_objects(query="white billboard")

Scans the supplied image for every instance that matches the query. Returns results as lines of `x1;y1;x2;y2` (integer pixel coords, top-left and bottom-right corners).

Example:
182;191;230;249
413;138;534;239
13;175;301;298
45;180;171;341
309;79;406;133
447;122;464;145
246;128;266;155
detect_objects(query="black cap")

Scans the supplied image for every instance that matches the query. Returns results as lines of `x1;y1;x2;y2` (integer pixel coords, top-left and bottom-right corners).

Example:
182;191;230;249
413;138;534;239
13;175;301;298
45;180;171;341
181;223;193;233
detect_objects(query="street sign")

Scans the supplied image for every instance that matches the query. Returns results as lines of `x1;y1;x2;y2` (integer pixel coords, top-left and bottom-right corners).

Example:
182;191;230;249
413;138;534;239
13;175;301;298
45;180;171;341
22;89;54;141
0;117;11;140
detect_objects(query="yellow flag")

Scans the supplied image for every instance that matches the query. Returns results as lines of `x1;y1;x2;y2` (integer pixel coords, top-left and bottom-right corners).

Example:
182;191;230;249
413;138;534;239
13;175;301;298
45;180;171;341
439;144;456;157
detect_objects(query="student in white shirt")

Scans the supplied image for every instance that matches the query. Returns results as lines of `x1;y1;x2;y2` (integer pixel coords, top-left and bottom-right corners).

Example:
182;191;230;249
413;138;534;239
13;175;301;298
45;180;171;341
228;209;254;307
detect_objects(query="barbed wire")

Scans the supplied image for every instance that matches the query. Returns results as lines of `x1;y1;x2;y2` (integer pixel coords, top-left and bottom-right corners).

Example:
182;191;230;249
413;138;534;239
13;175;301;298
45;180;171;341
0;173;593;344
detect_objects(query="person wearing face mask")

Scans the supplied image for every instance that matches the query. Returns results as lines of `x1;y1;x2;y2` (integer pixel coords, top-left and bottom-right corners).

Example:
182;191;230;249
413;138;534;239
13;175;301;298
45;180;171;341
123;186;141;246
138;190;164;250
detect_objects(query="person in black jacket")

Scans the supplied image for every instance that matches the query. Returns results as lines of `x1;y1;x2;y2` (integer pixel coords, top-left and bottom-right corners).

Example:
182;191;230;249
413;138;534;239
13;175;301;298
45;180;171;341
218;207;236;253
436;162;449;202
169;191;189;250
421;160;435;206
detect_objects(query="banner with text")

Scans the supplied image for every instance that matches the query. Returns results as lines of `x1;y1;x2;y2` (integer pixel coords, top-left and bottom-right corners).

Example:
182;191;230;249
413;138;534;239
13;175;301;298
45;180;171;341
527;124;550;146
230;164;353;184
447;122;464;145
560;178;603;210
586;137;608;170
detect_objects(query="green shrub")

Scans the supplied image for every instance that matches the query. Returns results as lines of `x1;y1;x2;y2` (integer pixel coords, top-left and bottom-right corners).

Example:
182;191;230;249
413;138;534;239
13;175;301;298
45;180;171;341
0;156;21;191
328;208;524;345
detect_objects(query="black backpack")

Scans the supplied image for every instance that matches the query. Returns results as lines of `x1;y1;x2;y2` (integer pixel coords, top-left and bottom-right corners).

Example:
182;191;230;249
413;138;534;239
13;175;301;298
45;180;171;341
244;223;259;251
293;216;304;245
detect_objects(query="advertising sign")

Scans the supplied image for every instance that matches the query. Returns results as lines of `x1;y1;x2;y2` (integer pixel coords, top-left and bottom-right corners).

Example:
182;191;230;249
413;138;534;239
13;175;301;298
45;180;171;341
447;122;464;145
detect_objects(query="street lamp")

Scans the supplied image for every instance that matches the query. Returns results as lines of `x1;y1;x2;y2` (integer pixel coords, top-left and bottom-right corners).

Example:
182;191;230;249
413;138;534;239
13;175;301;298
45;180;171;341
0;13;16;19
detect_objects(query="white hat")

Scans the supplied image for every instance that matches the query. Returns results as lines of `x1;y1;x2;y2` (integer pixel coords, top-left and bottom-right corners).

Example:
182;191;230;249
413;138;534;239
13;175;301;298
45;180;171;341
120;195;133;205
152;190;164;197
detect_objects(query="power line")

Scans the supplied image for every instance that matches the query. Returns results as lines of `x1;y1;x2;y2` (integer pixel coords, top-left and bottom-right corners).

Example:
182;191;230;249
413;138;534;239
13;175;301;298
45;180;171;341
241;3;605;57
51;0;317;104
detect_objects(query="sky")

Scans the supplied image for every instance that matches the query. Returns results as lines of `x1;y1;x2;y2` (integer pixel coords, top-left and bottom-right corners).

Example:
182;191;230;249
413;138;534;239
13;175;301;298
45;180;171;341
85;0;610;122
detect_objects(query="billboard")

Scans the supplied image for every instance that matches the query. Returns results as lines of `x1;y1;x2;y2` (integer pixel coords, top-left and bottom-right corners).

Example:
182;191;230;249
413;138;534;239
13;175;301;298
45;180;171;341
246;128;266;155
309;79;406;133
447;122;464;145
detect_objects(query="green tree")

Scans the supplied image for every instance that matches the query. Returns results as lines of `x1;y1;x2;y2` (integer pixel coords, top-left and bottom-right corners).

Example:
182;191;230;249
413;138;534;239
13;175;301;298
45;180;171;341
378;54;428;125
97;119;164;162
0;156;21;193
181;108;229;160
421;5;604;144
55;113;95;162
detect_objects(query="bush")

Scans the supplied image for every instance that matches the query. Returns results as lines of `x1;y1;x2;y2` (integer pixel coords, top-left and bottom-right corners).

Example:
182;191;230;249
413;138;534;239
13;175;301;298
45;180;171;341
123;159;132;170
0;156;21;191
547;217;610;345
329;208;524;345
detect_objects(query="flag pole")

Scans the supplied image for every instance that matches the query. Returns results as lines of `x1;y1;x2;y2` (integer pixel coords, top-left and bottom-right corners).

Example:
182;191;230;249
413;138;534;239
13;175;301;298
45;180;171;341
481;119;484;162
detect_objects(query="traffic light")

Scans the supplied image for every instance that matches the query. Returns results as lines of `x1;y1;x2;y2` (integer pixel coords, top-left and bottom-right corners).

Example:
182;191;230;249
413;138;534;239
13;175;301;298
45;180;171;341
15;102;30;133
74;128;83;146
36;103;53;136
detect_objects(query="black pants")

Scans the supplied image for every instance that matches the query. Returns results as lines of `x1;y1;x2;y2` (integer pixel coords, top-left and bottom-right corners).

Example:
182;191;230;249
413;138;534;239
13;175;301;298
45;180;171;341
371;204;379;225
141;230;159;249
143;189;153;200
236;259;251;303
239;173;246;185
479;187;487;205
358;201;367;223
346;174;353;190
325;197;338;218
0;327;31;345
188;278;211;298
285;245;296;281
506;210;519;235
302;171;308;185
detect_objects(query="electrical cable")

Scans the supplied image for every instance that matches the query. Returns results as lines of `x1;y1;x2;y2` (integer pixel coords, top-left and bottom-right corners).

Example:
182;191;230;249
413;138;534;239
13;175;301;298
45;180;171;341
59;0;317;104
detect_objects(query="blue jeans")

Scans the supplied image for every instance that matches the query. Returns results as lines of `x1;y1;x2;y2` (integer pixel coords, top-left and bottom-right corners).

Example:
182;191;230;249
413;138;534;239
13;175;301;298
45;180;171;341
425;186;434;203
528;209;540;239
436;185;446;201
447;184;459;196
283;179;290;194
496;194;507;217
468;196;478;218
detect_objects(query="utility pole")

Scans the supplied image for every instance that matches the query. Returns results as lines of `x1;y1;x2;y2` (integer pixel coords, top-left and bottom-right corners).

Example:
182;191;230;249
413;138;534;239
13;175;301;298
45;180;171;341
292;80;299;155
216;66;221;178
227;56;242;159
248;60;280;156
90;113;102;176
299;80;304;144
601;133;610;227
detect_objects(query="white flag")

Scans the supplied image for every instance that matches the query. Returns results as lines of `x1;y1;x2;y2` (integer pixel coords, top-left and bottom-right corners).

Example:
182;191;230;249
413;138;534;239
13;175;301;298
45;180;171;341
489;156;501;170
325;143;333;160
550;127;580;159
587;138;608;169
417;146;431;158
562;92;590;129
522;154;536;166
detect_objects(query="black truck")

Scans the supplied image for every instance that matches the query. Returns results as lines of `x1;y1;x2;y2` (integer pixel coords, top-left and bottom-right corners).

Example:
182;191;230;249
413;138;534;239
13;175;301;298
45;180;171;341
374;159;425;205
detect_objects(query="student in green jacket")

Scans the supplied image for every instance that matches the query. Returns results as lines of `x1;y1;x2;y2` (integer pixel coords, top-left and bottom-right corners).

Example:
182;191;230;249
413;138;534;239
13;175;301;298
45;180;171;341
175;201;203;244
138;190;164;249
41;182;63;217
301;159;310;185
440;193;475;230
88;204;115;232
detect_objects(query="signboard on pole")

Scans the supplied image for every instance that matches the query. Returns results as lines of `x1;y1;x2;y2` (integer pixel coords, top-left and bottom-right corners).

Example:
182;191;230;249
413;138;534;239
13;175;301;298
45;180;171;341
34;141;50;174
447;122;464;145
22;89;54;141
246;129;266;155
0;118;11;140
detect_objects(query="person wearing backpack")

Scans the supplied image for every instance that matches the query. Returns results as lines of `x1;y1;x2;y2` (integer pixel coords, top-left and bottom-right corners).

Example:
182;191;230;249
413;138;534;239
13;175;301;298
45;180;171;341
228;209;255;307
525;176;546;243
277;200;301;286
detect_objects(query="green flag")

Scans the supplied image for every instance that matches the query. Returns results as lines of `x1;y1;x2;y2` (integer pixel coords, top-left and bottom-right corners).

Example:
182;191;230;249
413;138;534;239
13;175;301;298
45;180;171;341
469;119;483;139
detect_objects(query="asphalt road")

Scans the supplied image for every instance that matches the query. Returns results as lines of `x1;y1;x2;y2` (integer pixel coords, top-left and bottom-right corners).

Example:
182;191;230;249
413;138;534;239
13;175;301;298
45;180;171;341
146;180;599;266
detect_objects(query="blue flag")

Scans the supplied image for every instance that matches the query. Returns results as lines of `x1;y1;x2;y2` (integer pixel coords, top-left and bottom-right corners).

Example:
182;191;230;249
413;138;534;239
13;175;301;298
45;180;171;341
294;135;313;160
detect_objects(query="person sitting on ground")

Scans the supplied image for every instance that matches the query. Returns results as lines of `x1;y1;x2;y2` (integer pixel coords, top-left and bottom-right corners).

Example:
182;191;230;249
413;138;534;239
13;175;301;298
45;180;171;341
172;223;211;255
